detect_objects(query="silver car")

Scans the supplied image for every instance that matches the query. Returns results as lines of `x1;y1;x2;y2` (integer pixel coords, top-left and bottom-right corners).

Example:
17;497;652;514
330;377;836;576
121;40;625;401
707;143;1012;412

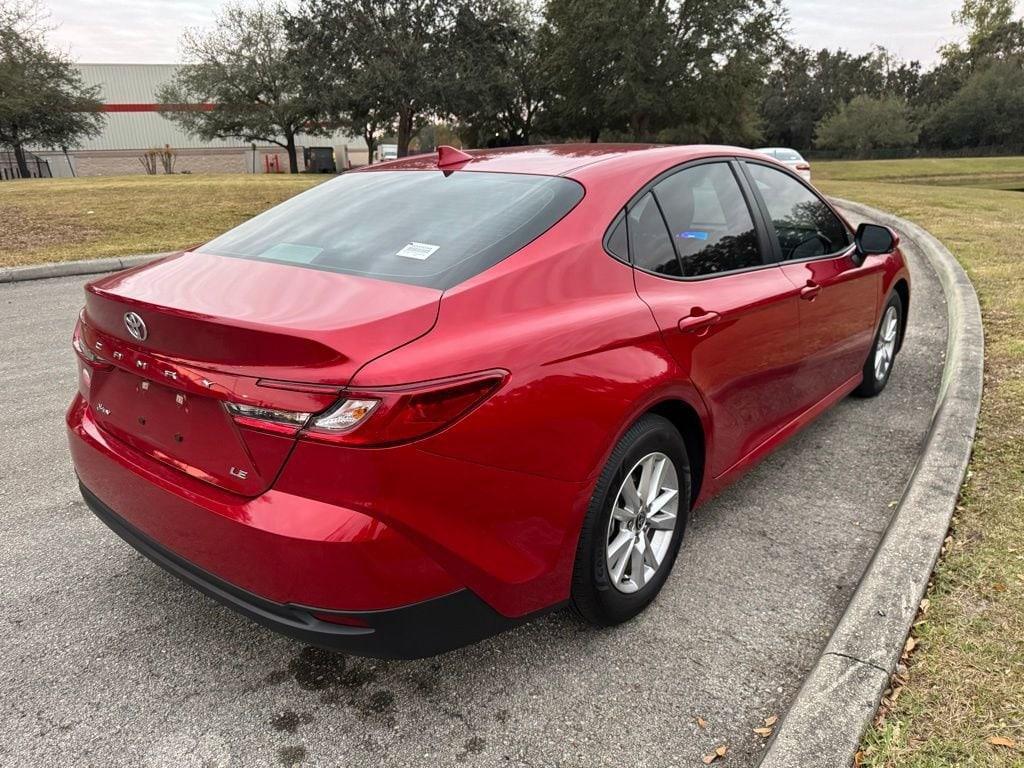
755;148;812;182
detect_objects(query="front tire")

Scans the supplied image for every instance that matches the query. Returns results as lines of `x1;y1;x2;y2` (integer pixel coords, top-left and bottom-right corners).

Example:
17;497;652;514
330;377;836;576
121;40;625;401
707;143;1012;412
853;291;903;398
571;414;691;626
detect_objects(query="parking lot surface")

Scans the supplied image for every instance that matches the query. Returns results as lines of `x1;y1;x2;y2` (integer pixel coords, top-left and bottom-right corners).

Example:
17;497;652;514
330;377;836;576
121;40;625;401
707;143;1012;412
1;212;946;767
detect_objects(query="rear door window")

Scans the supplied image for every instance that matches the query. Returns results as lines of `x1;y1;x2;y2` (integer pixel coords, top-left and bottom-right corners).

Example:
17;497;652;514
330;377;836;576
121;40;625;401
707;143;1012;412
653;162;764;277
745;163;850;261
197;170;584;289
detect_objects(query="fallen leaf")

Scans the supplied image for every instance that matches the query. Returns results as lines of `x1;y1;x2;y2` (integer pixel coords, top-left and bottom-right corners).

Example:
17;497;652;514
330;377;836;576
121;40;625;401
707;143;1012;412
920;598;930;614
764;714;778;727
753;727;773;737
904;636;918;654
695;716;708;729
702;745;728;763
988;736;1016;749
854;751;865;767
993;582;1007;592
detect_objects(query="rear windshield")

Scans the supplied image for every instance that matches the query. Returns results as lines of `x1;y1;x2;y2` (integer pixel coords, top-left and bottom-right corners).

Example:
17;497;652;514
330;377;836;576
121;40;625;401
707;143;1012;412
775;150;803;161
198;170;584;289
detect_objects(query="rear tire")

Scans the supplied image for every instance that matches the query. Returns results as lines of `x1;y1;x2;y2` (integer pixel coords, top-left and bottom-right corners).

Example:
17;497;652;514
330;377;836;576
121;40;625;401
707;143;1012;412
571;414;691;626
853;291;903;398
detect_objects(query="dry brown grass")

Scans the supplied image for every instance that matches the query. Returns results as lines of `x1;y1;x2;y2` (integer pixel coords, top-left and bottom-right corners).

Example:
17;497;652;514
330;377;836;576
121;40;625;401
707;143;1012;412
0;173;327;268
815;161;1024;767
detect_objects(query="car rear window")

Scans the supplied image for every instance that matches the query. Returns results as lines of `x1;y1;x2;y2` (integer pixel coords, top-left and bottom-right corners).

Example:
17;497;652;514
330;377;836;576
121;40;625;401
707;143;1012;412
775;150;803;162
197;170;584;289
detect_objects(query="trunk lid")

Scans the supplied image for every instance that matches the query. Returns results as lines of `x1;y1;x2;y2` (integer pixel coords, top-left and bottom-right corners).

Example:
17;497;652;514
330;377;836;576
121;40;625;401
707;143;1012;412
80;251;441;495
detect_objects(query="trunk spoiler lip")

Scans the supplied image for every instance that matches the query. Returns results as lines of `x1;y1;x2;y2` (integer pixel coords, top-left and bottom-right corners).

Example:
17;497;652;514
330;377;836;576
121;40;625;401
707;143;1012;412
76;315;342;414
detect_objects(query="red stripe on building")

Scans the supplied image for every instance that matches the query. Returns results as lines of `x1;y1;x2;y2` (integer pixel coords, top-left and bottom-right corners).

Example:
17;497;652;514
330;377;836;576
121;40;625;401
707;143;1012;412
102;103;216;112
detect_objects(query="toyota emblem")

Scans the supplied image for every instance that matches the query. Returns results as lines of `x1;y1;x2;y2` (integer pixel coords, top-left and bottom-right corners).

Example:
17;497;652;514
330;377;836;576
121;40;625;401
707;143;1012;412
124;311;148;341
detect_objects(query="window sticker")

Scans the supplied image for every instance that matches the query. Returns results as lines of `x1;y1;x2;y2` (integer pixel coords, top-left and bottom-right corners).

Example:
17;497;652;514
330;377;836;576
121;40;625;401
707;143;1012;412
396;242;441;260
258;243;324;263
678;230;710;241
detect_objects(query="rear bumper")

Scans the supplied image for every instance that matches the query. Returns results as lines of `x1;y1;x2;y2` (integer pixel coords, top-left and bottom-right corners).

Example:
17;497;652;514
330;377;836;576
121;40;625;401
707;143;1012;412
67;393;578;656
79;483;516;658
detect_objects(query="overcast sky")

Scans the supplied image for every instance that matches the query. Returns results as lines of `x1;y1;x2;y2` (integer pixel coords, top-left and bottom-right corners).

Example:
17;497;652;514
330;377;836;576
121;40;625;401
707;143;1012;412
39;0;998;67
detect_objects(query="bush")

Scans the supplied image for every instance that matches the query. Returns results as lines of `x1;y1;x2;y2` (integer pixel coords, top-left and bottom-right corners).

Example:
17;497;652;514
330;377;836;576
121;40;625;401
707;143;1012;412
921;58;1024;148
814;95;919;156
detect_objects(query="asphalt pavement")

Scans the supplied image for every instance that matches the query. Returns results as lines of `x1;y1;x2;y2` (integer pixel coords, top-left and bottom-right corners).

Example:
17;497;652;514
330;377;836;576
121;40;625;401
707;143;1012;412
0;212;946;768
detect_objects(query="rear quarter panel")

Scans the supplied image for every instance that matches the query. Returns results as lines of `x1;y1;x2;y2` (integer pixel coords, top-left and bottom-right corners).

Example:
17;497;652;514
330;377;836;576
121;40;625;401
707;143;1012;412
349;196;706;485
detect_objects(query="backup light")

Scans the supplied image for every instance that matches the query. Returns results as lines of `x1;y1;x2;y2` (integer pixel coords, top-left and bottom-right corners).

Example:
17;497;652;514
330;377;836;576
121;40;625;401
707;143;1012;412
311;399;380;432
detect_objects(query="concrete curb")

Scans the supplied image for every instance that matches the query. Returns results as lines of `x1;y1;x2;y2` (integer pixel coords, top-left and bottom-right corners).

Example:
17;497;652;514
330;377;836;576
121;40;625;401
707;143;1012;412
0;252;172;284
759;200;984;767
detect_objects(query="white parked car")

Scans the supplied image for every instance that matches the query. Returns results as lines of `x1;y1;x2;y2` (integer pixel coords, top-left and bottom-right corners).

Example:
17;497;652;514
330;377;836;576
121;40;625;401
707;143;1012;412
755;148;812;182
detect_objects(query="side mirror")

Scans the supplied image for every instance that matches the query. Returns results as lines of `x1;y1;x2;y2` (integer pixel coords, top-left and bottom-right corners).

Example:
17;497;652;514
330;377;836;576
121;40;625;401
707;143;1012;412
855;223;899;260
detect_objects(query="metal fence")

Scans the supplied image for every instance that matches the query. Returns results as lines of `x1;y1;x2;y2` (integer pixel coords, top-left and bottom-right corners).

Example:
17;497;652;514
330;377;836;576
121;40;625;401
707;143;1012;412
0;150;52;180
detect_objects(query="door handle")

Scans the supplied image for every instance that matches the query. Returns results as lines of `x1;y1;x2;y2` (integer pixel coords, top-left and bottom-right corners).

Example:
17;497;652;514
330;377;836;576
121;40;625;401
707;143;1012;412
800;281;822;301
678;309;721;334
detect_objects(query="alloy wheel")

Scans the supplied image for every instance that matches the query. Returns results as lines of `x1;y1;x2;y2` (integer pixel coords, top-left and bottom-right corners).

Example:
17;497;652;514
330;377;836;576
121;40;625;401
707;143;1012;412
874;305;899;382
605;452;680;594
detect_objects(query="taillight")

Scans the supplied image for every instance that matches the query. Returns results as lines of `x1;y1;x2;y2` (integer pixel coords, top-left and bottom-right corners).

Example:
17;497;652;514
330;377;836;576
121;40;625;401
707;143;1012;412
304;370;507;447
796;163;811;171
224;403;312;436
72;320;112;369
72;318;112;398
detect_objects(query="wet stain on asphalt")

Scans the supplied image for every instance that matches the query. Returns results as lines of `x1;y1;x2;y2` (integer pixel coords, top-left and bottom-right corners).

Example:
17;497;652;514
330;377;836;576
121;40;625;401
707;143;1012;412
270;710;314;734
264;669;291;686
458;736;487;761
277;744;307;766
289;646;351;690
351;688;397;727
288;646;394;724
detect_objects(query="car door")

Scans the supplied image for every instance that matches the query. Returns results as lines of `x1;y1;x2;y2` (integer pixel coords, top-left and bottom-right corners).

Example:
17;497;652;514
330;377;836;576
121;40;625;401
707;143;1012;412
741;161;882;405
627;159;805;479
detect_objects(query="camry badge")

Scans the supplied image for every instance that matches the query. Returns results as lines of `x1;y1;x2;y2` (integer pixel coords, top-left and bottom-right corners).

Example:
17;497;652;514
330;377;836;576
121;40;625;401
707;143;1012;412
124;311;148;342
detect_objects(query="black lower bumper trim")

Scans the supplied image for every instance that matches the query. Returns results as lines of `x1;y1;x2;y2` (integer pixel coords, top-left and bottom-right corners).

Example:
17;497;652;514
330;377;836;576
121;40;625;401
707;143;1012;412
79;483;521;658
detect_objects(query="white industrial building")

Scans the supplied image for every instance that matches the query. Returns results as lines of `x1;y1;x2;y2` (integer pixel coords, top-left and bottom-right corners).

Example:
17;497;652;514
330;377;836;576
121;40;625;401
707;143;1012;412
36;63;367;176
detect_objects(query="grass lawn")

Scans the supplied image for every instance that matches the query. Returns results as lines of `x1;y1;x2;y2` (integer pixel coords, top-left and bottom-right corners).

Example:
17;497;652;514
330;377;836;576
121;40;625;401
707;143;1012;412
0;173;327;268
815;158;1024;766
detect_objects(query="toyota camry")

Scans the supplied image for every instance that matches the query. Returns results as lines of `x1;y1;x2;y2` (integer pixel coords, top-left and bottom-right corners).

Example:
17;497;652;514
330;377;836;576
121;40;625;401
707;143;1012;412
67;144;909;658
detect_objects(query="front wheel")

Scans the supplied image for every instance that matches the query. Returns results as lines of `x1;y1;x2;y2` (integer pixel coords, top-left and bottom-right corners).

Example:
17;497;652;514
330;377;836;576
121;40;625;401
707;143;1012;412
571;414;690;626
853;291;904;398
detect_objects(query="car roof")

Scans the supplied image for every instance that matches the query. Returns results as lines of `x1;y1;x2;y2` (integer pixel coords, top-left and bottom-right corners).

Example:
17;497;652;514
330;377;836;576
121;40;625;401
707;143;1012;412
359;143;779;182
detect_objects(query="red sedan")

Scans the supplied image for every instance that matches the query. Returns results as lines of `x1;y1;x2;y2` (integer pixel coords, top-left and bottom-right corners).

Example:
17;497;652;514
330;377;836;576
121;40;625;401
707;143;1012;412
67;144;909;657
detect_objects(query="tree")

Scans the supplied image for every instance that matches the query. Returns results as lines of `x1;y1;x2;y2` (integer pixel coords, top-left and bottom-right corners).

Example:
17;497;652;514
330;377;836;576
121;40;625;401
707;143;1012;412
292;0;453;158
759;46;919;150
443;0;542;147
539;0;785;144
539;0;672;142
921;57;1024;148
158;1;324;173
913;0;1024;148
491;5;548;145
665;0;786;145
0;1;104;178
814;95;918;156
949;0;1024;65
